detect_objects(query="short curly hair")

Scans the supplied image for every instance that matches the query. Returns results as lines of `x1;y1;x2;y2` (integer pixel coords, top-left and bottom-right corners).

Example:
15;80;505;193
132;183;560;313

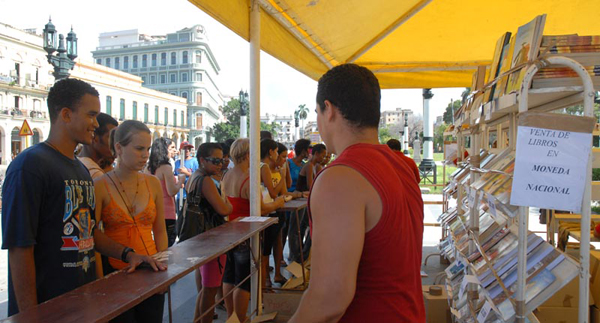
316;64;380;128
47;78;100;123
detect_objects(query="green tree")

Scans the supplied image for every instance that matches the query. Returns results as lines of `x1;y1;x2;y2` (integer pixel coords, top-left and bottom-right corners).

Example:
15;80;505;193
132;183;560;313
434;123;448;152
261;121;281;137
378;126;392;144
295;104;309;137
443;100;462;124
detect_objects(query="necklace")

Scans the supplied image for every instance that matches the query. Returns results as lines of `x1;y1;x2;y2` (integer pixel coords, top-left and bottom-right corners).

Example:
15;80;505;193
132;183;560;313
111;170;139;215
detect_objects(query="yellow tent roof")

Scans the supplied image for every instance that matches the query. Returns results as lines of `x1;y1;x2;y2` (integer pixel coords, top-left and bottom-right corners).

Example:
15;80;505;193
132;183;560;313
189;0;600;89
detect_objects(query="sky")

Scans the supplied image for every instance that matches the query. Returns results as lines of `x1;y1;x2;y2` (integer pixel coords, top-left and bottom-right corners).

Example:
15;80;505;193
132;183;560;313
0;0;464;123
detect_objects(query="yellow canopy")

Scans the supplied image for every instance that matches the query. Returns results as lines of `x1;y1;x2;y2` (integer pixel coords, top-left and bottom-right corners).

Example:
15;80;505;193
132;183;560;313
189;0;600;89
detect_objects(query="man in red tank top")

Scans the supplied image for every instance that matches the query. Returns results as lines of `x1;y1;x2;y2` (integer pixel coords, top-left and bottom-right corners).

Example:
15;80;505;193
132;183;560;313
290;64;425;323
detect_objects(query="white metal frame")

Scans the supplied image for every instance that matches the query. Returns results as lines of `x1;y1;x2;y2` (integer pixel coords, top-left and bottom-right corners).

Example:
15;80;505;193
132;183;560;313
515;56;595;323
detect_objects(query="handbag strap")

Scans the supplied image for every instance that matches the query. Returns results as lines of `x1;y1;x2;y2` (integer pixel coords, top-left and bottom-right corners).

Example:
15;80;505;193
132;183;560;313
188;173;205;203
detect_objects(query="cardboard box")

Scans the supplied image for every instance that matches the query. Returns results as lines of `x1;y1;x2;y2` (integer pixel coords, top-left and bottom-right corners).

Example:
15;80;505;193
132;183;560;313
262;291;303;322
542;274;594;307
422;285;451;323
535;306;589;323
534;306;579;323
591;251;600;307
591;305;600;323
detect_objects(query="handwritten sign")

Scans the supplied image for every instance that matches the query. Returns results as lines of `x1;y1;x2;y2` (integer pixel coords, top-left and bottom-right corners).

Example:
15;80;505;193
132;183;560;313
510;124;592;212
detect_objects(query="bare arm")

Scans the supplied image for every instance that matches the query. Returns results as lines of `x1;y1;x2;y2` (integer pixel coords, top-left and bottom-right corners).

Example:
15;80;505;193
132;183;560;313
158;165;183;196
285;162;292;189
290;166;367;322
260;164;284;199
8;246;37;312
202;176;233;216
240;178;284;215
306;163;315;188
149;175;168;252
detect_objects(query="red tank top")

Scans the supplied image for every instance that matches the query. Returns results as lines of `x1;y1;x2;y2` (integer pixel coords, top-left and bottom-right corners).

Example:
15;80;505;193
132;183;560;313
227;176;251;221
310;143;425;322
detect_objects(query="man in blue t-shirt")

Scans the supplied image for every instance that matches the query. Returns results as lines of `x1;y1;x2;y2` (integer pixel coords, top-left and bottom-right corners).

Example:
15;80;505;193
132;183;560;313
174;141;199;236
1;79;165;317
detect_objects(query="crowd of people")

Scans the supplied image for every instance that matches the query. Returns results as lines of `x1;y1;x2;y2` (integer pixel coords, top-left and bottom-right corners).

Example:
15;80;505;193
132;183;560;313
1;63;425;323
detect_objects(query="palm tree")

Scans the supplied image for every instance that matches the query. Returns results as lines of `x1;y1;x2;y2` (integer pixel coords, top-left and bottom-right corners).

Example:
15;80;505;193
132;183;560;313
296;104;309;138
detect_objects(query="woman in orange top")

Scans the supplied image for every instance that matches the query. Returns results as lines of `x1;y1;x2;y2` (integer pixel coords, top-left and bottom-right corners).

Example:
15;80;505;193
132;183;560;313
94;120;168;323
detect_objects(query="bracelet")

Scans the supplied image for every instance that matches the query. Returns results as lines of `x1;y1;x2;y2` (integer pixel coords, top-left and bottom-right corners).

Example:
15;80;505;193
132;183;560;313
121;247;134;263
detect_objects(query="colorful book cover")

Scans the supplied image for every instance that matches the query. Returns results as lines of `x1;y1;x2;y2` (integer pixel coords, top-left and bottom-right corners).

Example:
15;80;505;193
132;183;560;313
506;15;547;93
486;32;512;102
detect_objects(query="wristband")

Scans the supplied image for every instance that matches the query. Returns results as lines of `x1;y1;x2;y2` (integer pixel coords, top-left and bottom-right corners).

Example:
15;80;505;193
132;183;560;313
121;247;134;263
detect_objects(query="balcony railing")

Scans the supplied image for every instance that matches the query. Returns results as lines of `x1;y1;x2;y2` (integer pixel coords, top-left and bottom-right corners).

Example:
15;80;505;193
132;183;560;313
0;108;49;120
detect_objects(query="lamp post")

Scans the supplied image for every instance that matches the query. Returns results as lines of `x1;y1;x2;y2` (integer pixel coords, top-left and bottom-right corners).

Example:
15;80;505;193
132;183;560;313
420;88;436;170
239;90;249;138
43;18;78;80
403;113;409;155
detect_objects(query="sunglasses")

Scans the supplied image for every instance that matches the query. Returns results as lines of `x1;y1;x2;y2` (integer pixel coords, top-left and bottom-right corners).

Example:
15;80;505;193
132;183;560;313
204;157;224;165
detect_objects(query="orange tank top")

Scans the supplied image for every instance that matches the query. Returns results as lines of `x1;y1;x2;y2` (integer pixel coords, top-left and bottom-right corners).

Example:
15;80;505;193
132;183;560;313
101;175;158;269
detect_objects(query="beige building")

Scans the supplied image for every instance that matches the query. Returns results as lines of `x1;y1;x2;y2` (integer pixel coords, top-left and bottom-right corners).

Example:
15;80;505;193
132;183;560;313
70;60;189;146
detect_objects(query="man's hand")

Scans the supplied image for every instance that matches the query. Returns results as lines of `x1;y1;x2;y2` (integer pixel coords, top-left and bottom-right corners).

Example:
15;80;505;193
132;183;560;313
124;252;168;273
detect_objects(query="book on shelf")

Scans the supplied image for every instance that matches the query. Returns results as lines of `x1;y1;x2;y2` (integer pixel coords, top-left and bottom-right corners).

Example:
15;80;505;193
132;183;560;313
471;152;515;191
532;75;600;89
495;35;516;99
471;65;487;92
471;230;515;272
478;234;544;287
494;268;556;320
485;32;512;102
505;14;547;94
541;34;600;47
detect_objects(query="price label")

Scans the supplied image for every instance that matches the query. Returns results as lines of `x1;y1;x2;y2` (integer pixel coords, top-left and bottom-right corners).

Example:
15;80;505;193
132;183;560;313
477;301;493;323
468;189;477;207
487;193;498;217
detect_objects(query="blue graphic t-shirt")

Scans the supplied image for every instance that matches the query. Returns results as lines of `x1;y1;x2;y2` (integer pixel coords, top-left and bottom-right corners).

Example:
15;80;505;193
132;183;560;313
287;158;305;192
174;157;199;200
1;143;96;316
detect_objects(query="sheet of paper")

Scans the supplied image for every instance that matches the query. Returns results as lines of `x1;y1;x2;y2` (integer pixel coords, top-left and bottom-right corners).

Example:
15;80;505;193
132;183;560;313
239;216;269;222
226;312;240;323
510;125;592;212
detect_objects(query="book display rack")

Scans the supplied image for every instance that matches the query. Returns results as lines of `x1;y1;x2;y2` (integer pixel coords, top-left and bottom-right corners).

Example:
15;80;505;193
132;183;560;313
440;14;598;323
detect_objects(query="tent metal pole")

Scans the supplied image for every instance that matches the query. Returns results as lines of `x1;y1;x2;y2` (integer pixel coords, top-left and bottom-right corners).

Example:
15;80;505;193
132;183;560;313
249;0;262;318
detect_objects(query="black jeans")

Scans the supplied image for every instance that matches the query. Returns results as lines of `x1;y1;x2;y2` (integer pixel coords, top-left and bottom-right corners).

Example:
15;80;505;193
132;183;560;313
166;219;176;247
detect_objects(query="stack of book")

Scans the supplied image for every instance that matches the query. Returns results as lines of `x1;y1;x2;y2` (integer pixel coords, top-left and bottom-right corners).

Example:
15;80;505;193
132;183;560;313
531;34;600;88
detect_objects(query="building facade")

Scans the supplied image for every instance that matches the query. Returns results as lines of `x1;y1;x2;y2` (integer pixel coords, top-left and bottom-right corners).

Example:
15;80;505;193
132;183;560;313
260;113;295;145
379;107;413;128
0;22;54;165
70;60;189;145
92;25;224;147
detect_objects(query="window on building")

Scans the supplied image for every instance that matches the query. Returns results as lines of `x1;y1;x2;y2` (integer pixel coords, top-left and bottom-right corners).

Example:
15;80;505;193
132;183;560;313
196;73;202;82
133;55;138;68
196;92;202;106
196;113;203;130
164;108;168;126
160;75;166;84
96;58;102;65
150;75;156;84
195;50;201;63
182;51;188;64
173;110;177;127
170;73;176;83
144;104;149;123
181;111;184;127
161;53;166;66
181;73;188;82
119;99;125;120
124;56;129;69
106;58;111;68
115;57;120;69
154;106;159;124
35;68;39;84
14;96;20;108
181;92;188;102
142;54;147;67
141;76;147;84
152;53;157;67
132;101;137;120
106;96;112;115
171;52;176;65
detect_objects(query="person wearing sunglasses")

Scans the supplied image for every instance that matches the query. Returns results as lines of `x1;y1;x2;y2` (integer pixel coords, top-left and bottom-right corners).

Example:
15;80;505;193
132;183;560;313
188;143;232;323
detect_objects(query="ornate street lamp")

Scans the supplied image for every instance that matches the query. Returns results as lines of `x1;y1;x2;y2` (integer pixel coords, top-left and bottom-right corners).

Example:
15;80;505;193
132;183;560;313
43;18;77;80
403;113;409;155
